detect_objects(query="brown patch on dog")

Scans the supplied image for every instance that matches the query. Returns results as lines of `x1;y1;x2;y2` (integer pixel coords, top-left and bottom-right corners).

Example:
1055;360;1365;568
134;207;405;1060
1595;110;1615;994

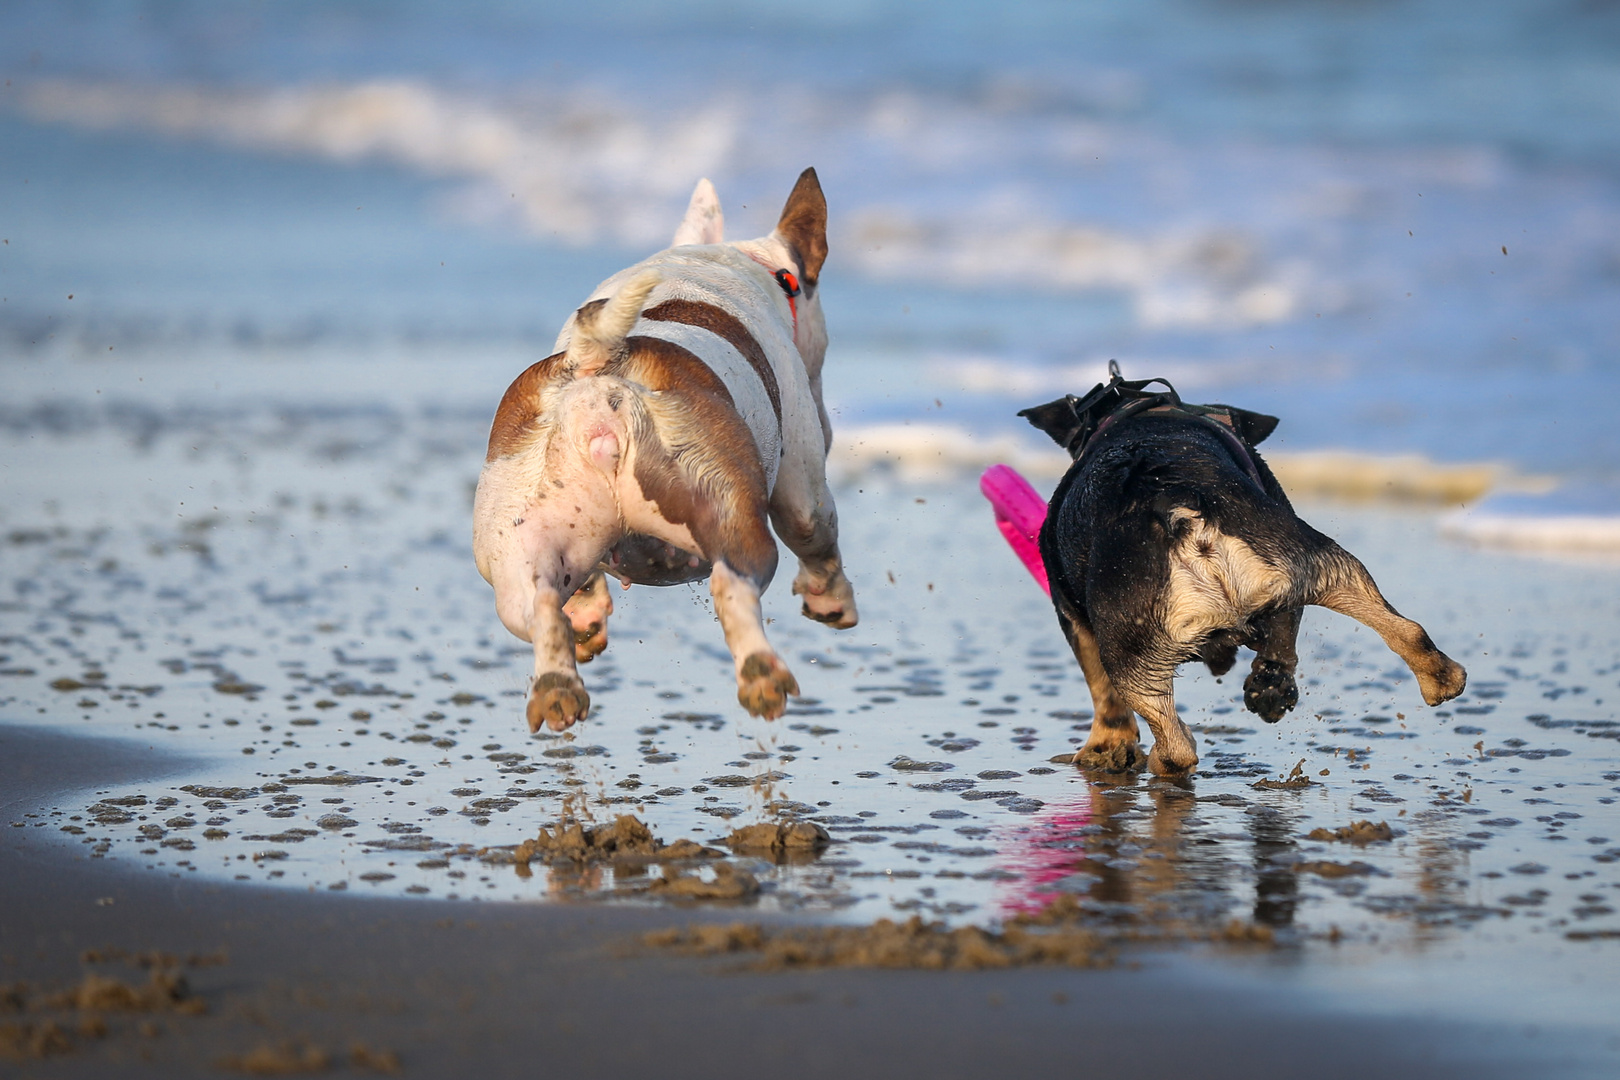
775;167;827;290
614;338;779;586
484;351;567;462
641;299;782;424
610;336;732;401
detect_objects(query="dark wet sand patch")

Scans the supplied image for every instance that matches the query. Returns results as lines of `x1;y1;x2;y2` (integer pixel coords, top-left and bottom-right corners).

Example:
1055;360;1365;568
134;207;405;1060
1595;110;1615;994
5;724;1608;1078
640;893;1282;972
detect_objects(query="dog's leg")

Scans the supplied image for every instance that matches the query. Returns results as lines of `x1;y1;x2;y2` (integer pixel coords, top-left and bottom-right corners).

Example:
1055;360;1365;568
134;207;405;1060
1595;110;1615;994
1057;608;1142;771
710;560;800;719
770;462;858;630
1309;547;1467;706
1242;605;1303;722
525;566;593;734
562;570;613;663
1119;684;1201;777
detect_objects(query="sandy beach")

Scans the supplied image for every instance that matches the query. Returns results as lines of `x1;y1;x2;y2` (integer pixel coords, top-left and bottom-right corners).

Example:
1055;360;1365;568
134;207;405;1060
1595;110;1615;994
3;725;1611;1079
3;365;1619;1075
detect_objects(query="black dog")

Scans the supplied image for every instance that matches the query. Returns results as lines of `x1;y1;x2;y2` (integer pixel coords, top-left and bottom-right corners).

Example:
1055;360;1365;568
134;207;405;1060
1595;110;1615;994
1021;368;1467;776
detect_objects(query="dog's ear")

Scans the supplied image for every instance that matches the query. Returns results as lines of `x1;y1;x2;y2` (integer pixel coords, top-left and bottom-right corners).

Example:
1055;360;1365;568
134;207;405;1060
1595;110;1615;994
672;178;725;246
1018;397;1083;451
775;167;827;288
1226;407;1280;446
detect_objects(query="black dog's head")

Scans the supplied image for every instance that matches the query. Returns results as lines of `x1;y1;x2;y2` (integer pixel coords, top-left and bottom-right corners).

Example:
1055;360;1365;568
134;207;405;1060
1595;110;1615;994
1019;377;1279;459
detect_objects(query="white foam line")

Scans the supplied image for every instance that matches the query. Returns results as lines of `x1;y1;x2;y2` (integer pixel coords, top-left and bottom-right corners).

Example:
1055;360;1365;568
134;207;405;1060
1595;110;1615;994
829;423;1069;483
12;78;1305;328
829;424;1553;512
1439;513;1620;554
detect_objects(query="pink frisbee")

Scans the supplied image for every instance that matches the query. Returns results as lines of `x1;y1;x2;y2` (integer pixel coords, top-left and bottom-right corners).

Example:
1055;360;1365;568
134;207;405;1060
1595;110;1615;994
979;464;1050;595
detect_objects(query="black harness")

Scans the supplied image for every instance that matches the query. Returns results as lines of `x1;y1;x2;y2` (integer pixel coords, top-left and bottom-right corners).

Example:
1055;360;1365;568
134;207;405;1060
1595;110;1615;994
1049;368;1268;488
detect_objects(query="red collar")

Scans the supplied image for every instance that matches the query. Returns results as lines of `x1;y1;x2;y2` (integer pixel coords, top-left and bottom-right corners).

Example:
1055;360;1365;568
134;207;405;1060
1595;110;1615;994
746;252;801;335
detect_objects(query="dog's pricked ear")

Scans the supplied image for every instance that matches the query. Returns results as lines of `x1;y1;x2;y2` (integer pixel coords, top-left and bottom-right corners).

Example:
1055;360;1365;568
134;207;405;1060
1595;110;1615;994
1019;397;1083;451
672;178;724;247
775;167;827;287
1227;407;1280;446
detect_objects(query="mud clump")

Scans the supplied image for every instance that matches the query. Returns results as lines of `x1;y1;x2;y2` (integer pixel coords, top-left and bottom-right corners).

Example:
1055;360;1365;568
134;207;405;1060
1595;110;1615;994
1295;860;1378;878
513;814;656;864
641;892;1282;968
349;1043;404;1074
645;914;1110;970
45;970;206;1015
505;815;724;867
215;1038;401;1075
1253;759;1314;790
650;862;761;900
726;821;830;858
0;967;207;1062
0;1019;80;1060
1307;820;1395;844
219;1041;330;1074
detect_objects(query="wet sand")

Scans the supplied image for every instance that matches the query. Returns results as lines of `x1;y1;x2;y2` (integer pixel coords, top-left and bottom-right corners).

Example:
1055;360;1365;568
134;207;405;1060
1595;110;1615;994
3;725;1606;1079
3;361;1619;1076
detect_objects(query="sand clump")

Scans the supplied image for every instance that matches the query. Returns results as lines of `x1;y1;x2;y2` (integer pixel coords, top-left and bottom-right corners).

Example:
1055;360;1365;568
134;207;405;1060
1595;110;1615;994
216;1040;402;1075
45;970;207;1015
0;967;207;1062
725;821;831;857
645;914;1110;970
649;862;761;900
487;815;840;901
1252;759;1315;790
1295;860;1378;879
1307;820;1395;844
504;814;726;866
641;893;1283;970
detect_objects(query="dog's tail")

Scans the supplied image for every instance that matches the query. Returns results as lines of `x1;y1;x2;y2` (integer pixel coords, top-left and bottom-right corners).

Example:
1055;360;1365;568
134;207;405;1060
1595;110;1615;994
565;270;662;377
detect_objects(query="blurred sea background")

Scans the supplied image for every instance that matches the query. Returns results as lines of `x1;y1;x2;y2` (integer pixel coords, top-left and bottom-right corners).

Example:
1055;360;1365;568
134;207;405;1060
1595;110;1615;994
2;0;1619;538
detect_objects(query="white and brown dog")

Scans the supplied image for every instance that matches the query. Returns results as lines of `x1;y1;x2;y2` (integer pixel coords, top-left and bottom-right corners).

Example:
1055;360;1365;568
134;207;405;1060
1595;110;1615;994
473;169;858;733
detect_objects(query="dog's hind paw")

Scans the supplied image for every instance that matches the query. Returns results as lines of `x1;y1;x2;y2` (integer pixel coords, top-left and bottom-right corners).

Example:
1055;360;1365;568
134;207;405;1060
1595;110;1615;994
793;572;858;629
1073;741;1144;772
573;621;608;664
1243;660;1299;723
527;672;590;733
737;652;799;719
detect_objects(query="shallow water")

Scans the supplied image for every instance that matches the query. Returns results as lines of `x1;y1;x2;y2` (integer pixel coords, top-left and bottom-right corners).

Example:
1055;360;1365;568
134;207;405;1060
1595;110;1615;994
4;394;1617;1010
5;2;1620;489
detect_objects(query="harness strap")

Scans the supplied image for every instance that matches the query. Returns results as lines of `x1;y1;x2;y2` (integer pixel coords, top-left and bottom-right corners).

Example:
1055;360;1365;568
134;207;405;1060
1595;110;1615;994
1072;375;1267;488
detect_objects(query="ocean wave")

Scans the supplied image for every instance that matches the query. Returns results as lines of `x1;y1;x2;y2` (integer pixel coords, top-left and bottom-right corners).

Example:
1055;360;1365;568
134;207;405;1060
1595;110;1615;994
12;78;1302;329
1440;513;1620;555
829;421;1535;509
1262;452;1545;507
16;79;736;247
830;423;1070;484
1440;484;1620;555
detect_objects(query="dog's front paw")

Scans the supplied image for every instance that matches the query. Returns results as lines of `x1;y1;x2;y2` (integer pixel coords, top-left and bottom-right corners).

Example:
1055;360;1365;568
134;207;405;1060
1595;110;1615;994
527;672;590;733
1072;741;1144;772
737;652;799;719
1419;655;1467;706
793;571;858;629
1146;744;1198;777
1243;660;1299;723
